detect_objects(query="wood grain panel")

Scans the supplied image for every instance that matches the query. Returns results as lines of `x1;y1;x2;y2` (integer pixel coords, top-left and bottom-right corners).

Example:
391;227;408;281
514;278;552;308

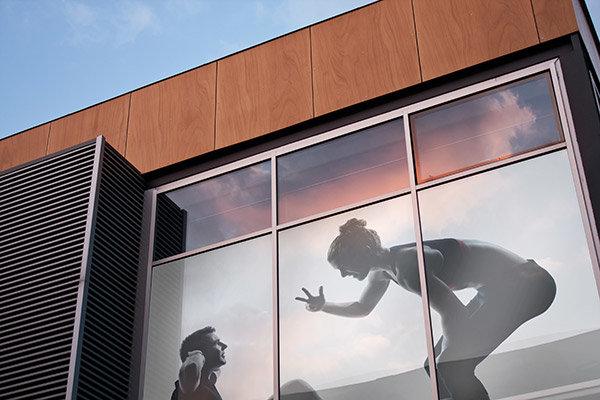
215;29;312;149
0;124;49;172
47;94;130;155
312;0;421;116
127;63;216;173
532;0;578;42
414;0;539;81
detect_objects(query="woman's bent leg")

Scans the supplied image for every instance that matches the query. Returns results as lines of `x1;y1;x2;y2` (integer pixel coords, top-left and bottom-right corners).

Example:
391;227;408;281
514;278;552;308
437;357;489;400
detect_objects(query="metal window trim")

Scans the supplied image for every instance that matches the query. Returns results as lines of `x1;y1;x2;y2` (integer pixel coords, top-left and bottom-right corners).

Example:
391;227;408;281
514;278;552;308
404;115;441;400
153;112;405;196
149;61;569;266
403;60;560;115
414;142;567;191
153;60;561;202
550;59;600;298
137;188;158;400
65;136;105;400
270;154;280;400
152;227;272;267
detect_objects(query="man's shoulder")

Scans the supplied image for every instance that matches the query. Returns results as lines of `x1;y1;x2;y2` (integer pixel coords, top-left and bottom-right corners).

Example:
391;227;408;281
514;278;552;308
171;379;222;400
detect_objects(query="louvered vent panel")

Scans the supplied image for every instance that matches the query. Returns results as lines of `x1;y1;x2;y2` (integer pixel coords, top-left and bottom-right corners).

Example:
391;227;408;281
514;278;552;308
153;194;186;260
75;144;144;399
0;143;96;400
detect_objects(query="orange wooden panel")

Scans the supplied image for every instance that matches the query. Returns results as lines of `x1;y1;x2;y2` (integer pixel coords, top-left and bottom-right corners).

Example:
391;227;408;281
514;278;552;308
47;94;130;155
215;29;313;149
0;124;49;172
532;0;578;42
127;63;217;173
312;0;421;116
414;0;540;81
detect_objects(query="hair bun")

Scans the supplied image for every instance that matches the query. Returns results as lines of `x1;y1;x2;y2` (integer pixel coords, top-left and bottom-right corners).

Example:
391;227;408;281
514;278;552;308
339;218;367;234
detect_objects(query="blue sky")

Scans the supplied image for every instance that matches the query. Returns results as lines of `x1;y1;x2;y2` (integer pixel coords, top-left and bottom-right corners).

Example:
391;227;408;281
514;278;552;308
0;0;599;140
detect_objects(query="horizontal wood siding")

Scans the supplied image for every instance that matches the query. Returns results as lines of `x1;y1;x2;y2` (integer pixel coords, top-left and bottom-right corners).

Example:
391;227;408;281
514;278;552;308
0;124;49;172
47;94;130;155
414;0;539;81
1;0;582;173
532;0;578;42
126;63;217;173
311;0;421;116
215;29;313;149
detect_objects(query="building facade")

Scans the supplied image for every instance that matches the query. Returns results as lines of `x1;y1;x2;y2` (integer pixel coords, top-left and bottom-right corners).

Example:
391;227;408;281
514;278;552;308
2;1;600;399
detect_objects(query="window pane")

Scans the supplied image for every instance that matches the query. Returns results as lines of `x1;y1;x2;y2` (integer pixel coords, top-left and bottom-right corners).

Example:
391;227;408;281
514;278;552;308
277;118;408;223
154;161;271;259
411;73;563;182
143;236;273;400
418;151;600;399
279;197;434;399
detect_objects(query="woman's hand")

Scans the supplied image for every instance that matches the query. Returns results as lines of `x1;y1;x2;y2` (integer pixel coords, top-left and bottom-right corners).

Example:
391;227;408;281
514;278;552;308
295;286;325;312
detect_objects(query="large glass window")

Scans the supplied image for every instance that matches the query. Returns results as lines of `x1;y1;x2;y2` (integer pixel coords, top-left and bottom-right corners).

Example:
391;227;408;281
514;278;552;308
145;63;600;400
418;151;600;399
154;161;271;258
411;73;563;182
143;236;274;400
277;118;408;223
279;197;433;399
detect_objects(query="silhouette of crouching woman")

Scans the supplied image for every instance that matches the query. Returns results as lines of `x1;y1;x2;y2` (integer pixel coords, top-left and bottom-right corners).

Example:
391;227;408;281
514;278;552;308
296;218;556;400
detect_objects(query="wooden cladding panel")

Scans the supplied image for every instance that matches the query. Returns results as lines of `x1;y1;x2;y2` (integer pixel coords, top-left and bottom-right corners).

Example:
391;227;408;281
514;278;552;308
312;0;421;116
532;0;578;42
0;124;49;172
47;94;130;155
215;29;313;149
127;63;216;173
414;0;540;81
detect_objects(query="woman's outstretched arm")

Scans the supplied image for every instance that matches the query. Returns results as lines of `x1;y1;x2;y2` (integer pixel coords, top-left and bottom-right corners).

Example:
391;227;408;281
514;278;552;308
295;272;391;317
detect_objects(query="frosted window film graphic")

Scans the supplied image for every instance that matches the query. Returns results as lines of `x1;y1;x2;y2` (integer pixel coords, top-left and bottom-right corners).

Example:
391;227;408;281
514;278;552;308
418;151;600;399
279;197;433;399
159;161;271;253
146;68;600;400
411;74;563;182
278;118;409;223
144;236;273;400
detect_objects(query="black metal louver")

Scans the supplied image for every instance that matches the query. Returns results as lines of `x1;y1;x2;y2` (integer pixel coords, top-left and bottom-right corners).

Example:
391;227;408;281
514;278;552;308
74;142;145;399
153;194;186;260
0;137;145;400
0;142;96;400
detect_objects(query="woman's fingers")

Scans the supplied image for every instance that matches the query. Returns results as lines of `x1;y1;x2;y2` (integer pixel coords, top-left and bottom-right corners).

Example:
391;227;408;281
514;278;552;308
295;296;308;302
301;287;313;298
319;286;324;297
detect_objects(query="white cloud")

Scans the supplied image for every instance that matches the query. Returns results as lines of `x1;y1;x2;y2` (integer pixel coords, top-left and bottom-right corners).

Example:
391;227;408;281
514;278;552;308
114;1;159;45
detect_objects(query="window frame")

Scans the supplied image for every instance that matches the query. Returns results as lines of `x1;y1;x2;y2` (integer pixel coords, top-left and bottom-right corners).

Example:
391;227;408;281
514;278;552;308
138;58;600;400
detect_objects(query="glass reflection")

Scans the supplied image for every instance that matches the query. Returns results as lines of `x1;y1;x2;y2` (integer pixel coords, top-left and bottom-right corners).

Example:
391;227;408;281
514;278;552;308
143;236;273;400
155;161;271;258
418;151;600;399
411;73;563;182
277;118;408;223
279;197;433;399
